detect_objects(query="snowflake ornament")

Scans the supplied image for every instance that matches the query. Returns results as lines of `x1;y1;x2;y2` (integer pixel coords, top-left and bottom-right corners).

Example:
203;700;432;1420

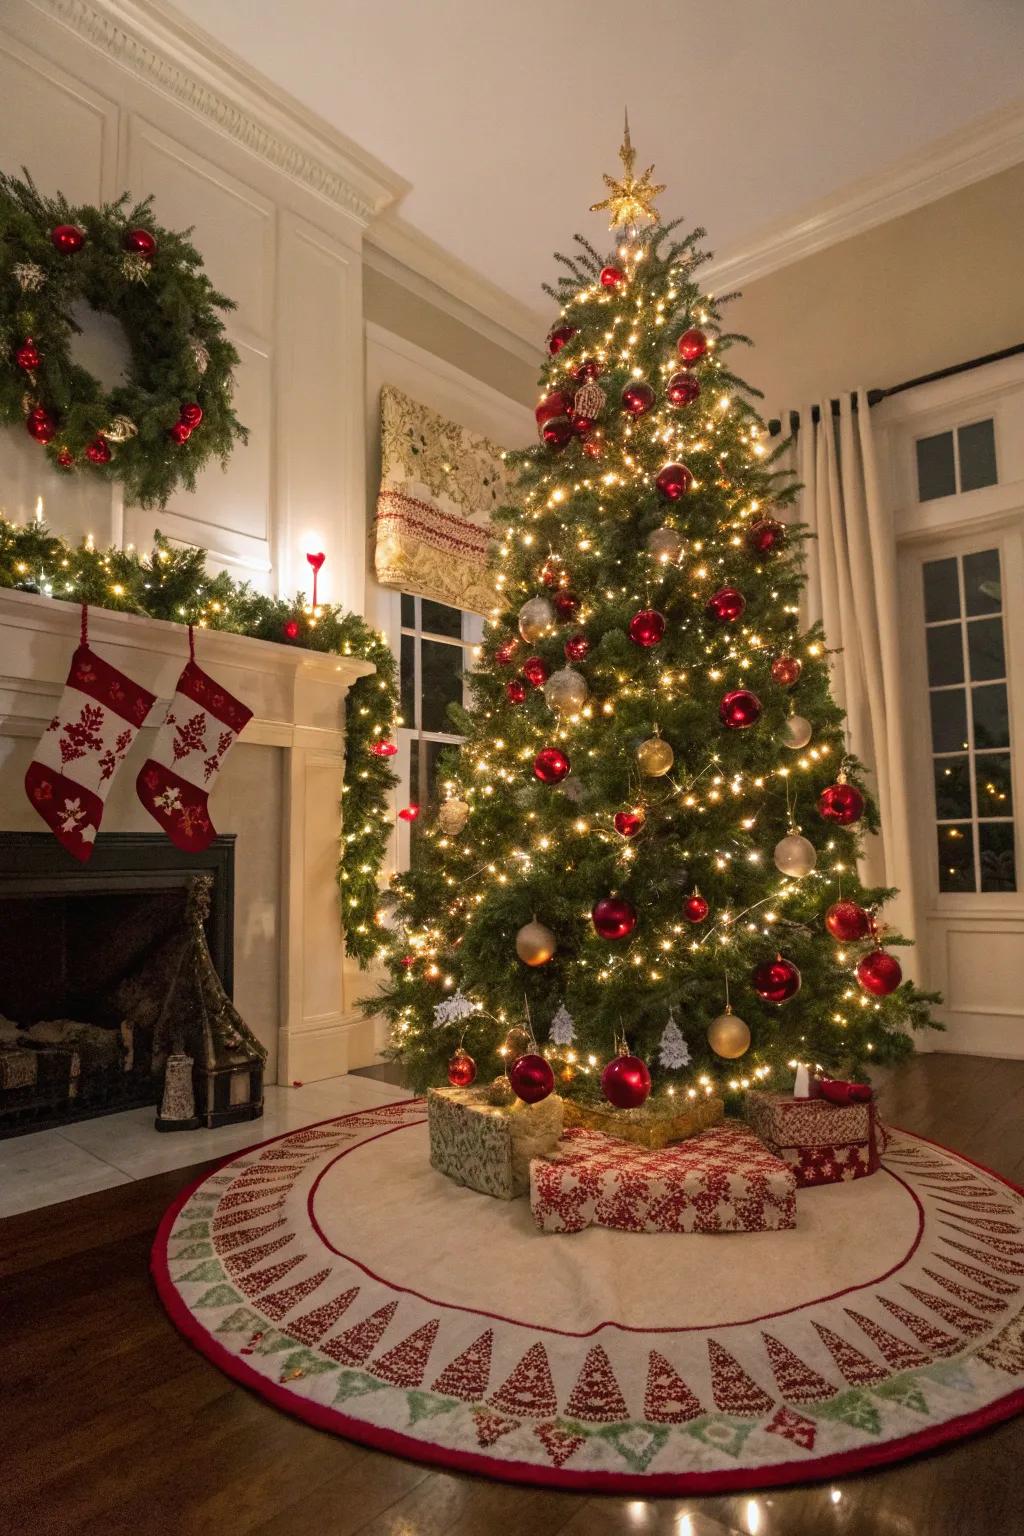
658;1009;691;1070
549;1004;576;1046
432;989;477;1029
12;261;45;293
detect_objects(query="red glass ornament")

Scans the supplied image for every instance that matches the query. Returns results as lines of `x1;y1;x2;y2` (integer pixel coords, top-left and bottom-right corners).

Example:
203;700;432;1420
677;327;708;362
825;900;872;941
56;448;75;469
752;956;801;1004
613;809;645;838
856;950;902;997
124;228;157;258
720;689;762;728
25;407;57;444
683;893;709;924
655;462;693;500
370;740;398;757
666;370;701;408
600;264;625;288
535;390;572;426
553;590;579;619
818;781;865;825
563;632;590;662
522;656;549;687
572;360;603;382
15;338;41;371
508;1052;555;1104
51;224;85;253
495;640;518;666
601;1052;651;1109
447;1047;477;1088
85;437;111;465
621;381;655;416
169;421;192;444
628;608;665;647
506;678;527;704
547;323;576;355
400;955;415;969
591;895;638;940
771;655;802;687
398;804;420;822
540;561;562;587
533;746;570;784
582;438;603;460
179;402;203;428
706;586;746;623
542;415;574;450
746;518;786;556
282;618;300;640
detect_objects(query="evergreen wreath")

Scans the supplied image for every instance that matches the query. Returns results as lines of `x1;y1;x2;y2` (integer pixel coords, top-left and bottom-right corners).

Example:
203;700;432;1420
0;171;247;508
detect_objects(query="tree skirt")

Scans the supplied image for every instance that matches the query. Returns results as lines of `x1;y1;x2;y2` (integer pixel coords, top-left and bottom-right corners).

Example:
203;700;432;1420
152;1099;1024;1494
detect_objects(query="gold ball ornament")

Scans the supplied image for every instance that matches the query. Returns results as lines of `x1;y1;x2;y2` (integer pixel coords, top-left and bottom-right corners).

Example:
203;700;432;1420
646;525;684;564
636;735;674;776
707;1007;751;1059
437;797;470;835
544;666;588;715
773;831;817;878
515;920;556;966
783;715;813;750
488;1074;516;1107
504;1024;533;1056
518;596;555;643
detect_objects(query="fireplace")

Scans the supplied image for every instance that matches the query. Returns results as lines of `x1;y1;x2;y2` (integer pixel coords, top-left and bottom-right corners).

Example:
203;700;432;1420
0;831;238;1135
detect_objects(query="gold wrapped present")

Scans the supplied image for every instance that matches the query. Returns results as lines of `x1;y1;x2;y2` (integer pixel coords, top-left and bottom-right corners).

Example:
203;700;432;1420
427;1085;564;1199
561;1094;725;1149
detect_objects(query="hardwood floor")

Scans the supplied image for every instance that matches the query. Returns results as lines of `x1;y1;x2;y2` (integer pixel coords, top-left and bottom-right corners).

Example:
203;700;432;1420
4;1052;1024;1536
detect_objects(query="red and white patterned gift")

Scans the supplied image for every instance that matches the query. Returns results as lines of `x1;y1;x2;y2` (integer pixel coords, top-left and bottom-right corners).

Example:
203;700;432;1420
744;1090;884;1188
530;1121;797;1235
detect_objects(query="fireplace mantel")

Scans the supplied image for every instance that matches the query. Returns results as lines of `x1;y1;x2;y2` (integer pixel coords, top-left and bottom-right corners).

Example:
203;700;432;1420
0;587;378;1084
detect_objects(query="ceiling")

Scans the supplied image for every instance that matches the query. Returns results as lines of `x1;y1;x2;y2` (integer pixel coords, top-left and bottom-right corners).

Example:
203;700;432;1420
173;0;1024;320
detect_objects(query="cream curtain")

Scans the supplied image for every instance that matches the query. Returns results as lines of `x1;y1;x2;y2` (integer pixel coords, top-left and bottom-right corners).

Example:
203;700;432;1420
783;391;917;948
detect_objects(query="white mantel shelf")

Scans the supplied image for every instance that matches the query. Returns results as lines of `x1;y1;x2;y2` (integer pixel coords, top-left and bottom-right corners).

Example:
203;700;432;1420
0;586;381;1084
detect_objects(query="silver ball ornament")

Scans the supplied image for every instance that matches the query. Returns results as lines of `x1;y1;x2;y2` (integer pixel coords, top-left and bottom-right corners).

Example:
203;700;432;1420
518;596;555;643
636;735;674;776
544;666;588;715
646;525;683;564
773;832;817;878
783;715;813;750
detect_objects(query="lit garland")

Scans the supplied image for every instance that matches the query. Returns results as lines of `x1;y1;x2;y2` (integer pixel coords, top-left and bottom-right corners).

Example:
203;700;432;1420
0;515;397;965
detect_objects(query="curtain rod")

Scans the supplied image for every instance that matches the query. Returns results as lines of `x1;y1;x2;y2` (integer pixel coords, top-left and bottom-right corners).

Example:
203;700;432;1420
766;342;1024;438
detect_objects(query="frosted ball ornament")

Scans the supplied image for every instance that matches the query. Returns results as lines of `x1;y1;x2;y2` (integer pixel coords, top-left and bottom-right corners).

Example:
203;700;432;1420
437;797;470;836
629;608;665;647
533;747;571;784
771;654;802;687
621;380;656;417
544;666;588;714
518;596;555;643
825;900;873;941
516;920;557;966
677;327;708;362
508;1053;555;1104
774;831;817;878
720;689;762;729
706;587;746;623
636;735;674;776
666;370;701;408
447;1047;477;1088
646;525;683;563
522;656;549;687
655;462;693;501
707;1007;750;1059
752;956;802;1004
818;777;865;825
601;1051;651;1109
783;714;813;750
591;896;638;940
856;950;903;997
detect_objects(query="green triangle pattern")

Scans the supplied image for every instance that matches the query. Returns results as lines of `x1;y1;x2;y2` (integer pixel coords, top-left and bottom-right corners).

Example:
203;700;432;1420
921;1359;976;1394
685;1416;753;1459
169;1242;214;1261
596;1421;669;1472
873;1375;930;1415
279;1349;338;1378
215;1306;264;1335
813;1390;883;1436
172;1221;211;1241
178;1260;225;1284
407;1391;460;1425
333;1370;388;1403
195;1284;241;1308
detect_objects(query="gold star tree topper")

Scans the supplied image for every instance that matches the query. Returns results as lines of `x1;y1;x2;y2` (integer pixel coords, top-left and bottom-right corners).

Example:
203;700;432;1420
590;111;666;230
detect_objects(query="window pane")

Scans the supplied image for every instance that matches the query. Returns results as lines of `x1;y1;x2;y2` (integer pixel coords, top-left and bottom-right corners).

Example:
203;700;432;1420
420;639;463;732
979;822;1016;893
926;624;964;687
963;549;1001;616
917;432;956;501
958;419;997;493
922;558;960;622
409;740;420;806
938;823;975;892
967;617;1005;681
400;634;416;726
400;593;416;628
934;757;972;820
930;689;968;753
972;683;1009;749
976;753;1013;817
421;599;463;639
424;740;447;805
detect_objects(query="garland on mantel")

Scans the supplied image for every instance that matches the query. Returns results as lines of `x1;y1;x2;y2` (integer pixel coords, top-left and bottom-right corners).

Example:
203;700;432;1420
0;515;398;965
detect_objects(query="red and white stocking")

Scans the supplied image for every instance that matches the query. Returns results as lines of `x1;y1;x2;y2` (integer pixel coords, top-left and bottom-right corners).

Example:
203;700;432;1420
136;628;252;852
25;606;156;862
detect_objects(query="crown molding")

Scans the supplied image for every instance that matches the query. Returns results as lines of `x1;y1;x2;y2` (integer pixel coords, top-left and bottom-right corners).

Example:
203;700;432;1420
26;0;406;225
705;97;1024;292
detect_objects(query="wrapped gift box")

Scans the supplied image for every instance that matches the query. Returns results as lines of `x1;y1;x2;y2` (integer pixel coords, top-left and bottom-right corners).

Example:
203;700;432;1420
562;1093;724;1148
428;1085;563;1200
530;1121;797;1234
744;1090;884;1187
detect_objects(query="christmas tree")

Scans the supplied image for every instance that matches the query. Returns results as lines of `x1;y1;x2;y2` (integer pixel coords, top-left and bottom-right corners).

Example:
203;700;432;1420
370;123;935;1112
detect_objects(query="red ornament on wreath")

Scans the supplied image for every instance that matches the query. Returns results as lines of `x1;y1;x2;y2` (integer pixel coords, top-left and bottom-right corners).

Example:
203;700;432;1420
447;1047;477;1088
655;462;693;501
825;900;873;941
282;618;300;641
553;590;579;619
179;403;203;429
601;1051;651;1109
506;678;527;704
592;895;638;940
621;381;655;417
15;338;41;371
533;746;570;784
169;421;192;445
124;228;157;259
56;447;75;469
747;518;786;557
50;223;85;254
85;437;111;465
26;407;57;444
600;264;625;288
547;323;576;355
542;416;574;450
683;892;709;924
771;654;802;687
629;608;665;647
564;633;590;662
370;739;398;757
720;689;762;728
753;955;802;1003
508;1052;555;1104
706;586;746;623
523;656;549;687
667;370;701;408
613;809;645;838
535;390;572;427
677;327;708;362
818;778;865;825
857;949;902;997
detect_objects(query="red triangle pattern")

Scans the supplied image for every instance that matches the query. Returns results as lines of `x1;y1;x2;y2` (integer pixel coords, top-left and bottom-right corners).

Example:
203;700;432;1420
260;1267;330;1321
812;1321;889;1384
213;1199;284;1230
534;1422;586;1468
564;1344;629;1424
844;1308;930;1370
242;1253;304;1296
938;1223;1024;1257
370;1319;440;1388
764;1404;817;1451
707;1339;774;1416
431;1329;494;1401
488;1342;558;1419
322;1300;398;1365
289;1286;360;1345
218;1187;289;1213
901;1282;986;1337
215;1217;286;1253
473;1407;520;1448
223;1232;294;1276
921;1267;1007;1315
939;1236;1024;1276
761;1332;835;1402
934;1252;1017;1297
937;1210;1019;1235
643;1350;703;1423
877;1294;961;1356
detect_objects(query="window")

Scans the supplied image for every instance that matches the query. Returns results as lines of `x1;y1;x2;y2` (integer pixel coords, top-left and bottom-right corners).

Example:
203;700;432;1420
923;548;1016;893
916;418;997;502
398;595;480;859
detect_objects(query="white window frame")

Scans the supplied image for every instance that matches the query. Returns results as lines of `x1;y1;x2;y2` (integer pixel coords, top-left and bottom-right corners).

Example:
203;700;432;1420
915;415;999;503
